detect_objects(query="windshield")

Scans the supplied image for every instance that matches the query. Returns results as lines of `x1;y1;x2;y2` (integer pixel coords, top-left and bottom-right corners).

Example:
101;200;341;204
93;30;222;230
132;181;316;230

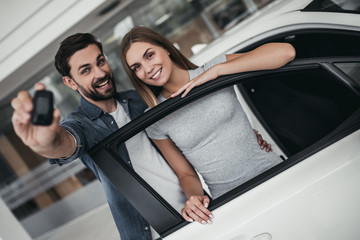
303;0;360;13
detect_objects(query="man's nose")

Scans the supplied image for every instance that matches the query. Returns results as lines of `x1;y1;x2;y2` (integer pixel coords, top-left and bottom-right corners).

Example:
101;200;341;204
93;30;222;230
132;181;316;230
94;66;106;78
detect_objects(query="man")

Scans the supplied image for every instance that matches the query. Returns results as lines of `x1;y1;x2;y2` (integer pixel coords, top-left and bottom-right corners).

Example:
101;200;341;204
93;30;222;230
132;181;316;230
11;33;271;239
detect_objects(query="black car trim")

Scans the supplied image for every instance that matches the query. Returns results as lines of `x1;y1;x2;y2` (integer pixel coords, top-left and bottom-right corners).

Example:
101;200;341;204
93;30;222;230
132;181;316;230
88;57;360;237
91;148;184;234
320;62;360;94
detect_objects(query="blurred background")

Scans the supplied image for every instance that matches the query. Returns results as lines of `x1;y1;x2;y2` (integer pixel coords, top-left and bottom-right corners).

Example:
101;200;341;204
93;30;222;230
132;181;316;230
0;0;278;239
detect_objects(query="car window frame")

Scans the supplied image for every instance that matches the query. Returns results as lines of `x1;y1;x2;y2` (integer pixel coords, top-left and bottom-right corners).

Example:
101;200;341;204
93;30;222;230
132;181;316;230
88;56;360;237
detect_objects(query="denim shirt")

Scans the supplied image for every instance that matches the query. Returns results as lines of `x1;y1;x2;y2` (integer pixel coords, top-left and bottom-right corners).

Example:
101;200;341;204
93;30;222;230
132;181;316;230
49;90;153;240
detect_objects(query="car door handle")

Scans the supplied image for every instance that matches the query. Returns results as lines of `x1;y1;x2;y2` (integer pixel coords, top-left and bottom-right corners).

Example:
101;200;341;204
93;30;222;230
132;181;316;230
252;233;272;240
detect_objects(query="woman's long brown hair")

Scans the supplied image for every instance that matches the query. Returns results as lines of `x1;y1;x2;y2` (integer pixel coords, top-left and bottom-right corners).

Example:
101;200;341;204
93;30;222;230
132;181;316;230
120;26;198;108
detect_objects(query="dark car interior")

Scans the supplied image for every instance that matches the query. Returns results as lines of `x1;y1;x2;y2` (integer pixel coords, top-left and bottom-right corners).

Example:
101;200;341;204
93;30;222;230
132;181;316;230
237;29;360;156
239;66;360;156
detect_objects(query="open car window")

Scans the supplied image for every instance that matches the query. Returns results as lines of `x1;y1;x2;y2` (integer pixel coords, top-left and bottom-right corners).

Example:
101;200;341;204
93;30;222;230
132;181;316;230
88;57;360;238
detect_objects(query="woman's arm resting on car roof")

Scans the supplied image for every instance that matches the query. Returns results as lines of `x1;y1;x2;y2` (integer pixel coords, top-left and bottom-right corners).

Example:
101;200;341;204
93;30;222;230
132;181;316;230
172;42;296;97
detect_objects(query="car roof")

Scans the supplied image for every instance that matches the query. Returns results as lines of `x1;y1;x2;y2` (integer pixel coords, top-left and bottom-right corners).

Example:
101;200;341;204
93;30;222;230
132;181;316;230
191;0;360;65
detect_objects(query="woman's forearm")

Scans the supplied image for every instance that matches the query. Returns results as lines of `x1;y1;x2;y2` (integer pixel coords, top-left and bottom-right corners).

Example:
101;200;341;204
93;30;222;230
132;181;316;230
179;174;205;199
152;138;205;199
217;42;296;76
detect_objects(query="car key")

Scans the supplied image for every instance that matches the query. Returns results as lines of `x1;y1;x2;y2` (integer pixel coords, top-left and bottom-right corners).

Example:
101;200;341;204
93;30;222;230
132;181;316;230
31;90;54;125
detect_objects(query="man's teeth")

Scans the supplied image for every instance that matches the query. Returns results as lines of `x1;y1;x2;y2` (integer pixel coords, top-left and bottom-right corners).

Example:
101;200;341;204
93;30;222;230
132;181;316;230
98;80;109;87
151;69;161;79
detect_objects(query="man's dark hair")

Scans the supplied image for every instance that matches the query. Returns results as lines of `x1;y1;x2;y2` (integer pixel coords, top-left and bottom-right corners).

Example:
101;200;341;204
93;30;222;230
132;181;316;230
54;33;103;77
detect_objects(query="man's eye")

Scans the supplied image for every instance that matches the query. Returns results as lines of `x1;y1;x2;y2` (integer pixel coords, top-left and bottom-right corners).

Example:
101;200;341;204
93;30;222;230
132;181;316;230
81;68;90;74
98;59;105;66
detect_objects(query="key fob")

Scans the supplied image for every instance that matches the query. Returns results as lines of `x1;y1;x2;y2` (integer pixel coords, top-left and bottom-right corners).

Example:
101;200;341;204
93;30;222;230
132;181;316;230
31;90;54;126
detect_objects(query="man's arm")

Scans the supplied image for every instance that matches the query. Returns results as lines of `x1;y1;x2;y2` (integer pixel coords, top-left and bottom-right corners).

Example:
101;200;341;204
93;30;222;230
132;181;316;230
11;83;76;158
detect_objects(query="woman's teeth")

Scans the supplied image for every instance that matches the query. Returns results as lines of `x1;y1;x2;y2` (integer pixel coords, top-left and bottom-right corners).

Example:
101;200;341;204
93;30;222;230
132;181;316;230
151;69;161;79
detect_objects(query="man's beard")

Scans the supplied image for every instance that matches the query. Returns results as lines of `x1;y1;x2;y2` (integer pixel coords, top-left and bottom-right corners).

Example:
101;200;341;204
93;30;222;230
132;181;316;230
75;73;117;101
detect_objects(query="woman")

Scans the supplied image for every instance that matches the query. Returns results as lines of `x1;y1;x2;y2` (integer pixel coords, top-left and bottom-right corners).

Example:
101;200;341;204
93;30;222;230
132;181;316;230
120;26;296;224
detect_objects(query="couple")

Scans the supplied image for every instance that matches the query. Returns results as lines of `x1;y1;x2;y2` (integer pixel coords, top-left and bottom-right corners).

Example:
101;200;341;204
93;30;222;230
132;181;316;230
11;26;295;239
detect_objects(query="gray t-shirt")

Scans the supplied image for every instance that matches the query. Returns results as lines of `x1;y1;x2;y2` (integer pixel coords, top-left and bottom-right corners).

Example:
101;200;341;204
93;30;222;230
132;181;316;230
146;55;282;199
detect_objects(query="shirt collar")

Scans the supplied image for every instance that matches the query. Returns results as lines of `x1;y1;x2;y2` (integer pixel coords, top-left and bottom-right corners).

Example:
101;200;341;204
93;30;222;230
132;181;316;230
79;93;128;120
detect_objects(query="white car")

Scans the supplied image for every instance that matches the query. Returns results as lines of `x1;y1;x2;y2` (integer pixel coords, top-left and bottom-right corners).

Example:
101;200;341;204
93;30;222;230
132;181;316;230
90;0;360;239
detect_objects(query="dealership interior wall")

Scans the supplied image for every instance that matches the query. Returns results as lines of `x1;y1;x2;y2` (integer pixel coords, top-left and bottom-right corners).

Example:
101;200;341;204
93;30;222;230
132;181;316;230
0;0;278;239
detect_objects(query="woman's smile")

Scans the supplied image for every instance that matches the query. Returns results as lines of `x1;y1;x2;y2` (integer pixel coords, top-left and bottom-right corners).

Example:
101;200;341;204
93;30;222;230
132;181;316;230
150;68;162;80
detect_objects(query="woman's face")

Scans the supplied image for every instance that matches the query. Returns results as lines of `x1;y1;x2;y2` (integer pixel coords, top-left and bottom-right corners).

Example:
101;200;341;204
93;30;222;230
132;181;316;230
126;41;173;87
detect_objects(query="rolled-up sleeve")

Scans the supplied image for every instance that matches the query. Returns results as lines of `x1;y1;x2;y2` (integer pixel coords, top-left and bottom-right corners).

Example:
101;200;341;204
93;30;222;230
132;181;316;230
48;119;85;166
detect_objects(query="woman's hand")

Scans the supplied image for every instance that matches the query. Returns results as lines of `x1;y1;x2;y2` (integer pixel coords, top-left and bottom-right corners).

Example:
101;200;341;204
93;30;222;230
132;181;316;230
181;195;214;224
254;129;272;152
171;66;219;98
